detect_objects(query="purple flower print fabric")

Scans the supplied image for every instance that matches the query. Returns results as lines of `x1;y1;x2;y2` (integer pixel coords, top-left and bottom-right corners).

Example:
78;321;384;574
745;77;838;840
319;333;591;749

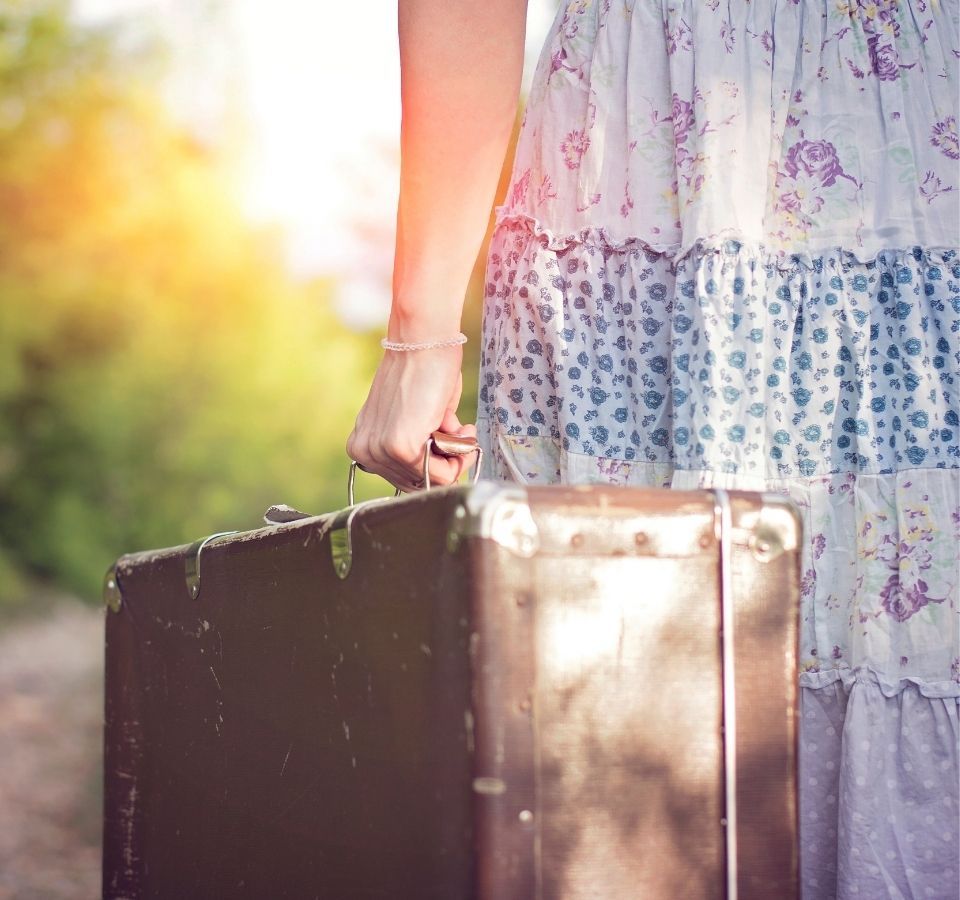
476;2;959;898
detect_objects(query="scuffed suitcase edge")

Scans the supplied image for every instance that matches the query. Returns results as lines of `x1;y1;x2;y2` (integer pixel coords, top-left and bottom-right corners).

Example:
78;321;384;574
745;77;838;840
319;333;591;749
101;487;474;608
102;484;803;586
728;491;803;900
103;578;147;899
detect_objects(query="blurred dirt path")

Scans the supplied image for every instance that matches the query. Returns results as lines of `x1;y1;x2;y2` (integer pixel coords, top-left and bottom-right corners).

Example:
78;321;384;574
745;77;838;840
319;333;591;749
0;601;103;899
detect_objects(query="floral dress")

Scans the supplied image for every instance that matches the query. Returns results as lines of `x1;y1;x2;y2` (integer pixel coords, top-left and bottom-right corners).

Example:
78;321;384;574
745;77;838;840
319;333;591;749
475;2;959;898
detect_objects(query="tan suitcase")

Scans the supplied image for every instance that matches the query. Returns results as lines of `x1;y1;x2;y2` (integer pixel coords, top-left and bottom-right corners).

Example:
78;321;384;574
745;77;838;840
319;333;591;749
103;475;801;898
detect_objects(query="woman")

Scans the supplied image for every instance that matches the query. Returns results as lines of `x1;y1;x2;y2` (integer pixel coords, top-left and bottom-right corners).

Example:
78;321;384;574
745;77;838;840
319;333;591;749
348;2;959;897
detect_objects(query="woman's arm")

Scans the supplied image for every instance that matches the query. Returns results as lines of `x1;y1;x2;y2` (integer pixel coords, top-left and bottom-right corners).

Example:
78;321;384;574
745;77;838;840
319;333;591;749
391;0;529;337
346;0;529;493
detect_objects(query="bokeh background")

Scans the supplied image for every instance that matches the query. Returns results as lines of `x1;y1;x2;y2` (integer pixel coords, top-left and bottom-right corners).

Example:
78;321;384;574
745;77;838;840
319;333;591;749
0;1;554;895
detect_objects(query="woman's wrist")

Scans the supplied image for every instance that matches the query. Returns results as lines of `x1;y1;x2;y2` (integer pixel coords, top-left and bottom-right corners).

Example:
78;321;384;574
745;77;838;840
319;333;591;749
387;300;464;343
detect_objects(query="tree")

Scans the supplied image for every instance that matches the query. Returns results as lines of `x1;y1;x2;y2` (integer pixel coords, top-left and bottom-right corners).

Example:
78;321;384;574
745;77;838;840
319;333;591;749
0;2;381;600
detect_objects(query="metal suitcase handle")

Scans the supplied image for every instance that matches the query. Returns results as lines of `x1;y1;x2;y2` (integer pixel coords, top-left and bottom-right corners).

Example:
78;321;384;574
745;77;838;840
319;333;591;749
347;429;483;506
258;430;483;581
262;431;483;529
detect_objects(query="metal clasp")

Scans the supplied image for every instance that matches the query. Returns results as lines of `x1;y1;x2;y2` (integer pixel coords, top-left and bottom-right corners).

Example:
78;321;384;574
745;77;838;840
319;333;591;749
103;564;123;613
185;531;238;600
330;506;361;579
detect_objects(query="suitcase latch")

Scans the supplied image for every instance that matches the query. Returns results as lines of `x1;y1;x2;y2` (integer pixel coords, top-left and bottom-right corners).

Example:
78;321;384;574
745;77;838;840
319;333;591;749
330;505;365;579
103;563;123;613
185;531;239;599
327;497;397;579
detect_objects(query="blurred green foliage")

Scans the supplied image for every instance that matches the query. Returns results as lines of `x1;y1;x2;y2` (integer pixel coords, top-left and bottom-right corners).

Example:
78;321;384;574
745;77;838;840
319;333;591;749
0;1;388;602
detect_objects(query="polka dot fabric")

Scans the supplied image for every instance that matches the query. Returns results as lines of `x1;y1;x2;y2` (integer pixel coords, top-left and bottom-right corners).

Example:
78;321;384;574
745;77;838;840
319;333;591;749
799;671;959;899
476;3;960;898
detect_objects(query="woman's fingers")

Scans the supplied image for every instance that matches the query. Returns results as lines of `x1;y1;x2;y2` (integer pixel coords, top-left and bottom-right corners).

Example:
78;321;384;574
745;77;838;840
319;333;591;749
345;343;474;494
438;407;464;436
366;437;473;492
350;436;478;494
367;440;426;491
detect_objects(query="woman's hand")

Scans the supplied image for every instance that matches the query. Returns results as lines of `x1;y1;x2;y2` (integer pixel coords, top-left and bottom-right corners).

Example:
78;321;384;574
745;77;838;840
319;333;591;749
346;345;478;494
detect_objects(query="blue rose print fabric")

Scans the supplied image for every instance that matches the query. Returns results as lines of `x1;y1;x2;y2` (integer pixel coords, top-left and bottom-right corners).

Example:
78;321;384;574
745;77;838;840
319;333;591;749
475;2;959;898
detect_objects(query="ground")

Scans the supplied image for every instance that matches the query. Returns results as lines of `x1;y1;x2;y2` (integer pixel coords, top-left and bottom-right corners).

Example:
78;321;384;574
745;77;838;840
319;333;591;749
0;599;103;899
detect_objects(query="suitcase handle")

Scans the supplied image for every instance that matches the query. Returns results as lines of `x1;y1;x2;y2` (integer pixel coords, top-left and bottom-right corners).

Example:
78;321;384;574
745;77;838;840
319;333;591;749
347;430;483;506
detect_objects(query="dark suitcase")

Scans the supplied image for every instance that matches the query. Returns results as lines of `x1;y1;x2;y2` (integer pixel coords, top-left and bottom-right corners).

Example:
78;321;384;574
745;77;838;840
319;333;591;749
103;478;801;899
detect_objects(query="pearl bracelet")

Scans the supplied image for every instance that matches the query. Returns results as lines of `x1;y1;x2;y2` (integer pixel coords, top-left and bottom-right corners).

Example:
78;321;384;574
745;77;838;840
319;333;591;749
381;332;468;352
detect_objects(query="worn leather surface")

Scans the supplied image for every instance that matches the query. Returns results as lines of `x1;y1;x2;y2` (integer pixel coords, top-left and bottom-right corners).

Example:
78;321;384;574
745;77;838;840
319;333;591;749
105;489;477;899
517;487;799;900
528;488;724;899
104;483;798;899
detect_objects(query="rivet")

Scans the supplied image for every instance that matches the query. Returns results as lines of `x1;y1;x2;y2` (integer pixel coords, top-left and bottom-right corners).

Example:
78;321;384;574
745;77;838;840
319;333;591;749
518;697;531;713
518;809;534;824
634;532;648;547
515;591;530;608
570;533;584;548
699;533;712;548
